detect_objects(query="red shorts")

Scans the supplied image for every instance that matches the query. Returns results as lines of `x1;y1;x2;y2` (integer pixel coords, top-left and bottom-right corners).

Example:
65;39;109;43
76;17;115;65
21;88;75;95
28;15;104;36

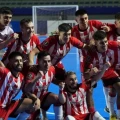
0;100;19;120
102;68;119;80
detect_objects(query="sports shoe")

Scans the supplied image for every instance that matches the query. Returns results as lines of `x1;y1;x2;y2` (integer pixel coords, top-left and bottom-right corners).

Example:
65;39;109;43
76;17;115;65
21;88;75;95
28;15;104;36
104;106;109;113
110;115;117;120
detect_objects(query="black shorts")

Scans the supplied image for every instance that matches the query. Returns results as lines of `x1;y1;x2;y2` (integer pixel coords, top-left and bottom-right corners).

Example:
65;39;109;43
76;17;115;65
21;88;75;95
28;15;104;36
41;92;52;111
102;77;120;87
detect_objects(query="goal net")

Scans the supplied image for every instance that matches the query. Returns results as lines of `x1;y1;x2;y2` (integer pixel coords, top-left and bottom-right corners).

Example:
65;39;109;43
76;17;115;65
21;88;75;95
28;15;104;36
32;5;79;36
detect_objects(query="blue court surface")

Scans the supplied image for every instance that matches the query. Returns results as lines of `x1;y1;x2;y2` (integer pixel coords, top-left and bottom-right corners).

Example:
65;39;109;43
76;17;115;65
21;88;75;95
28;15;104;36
8;36;110;120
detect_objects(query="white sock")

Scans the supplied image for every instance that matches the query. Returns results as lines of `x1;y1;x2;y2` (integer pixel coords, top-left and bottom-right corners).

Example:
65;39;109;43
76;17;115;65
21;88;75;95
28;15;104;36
117;110;120;118
93;111;105;120
54;105;63;120
103;87;109;108
108;95;116;115
17;112;30;120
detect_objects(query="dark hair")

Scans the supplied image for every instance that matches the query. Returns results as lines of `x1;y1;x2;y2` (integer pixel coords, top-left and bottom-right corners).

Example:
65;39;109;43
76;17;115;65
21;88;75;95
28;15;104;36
37;51;50;60
75;9;88;16
115;12;120;20
93;30;107;41
64;71;76;79
58;23;72;32
8;52;23;60
0;7;12;15
20;18;32;27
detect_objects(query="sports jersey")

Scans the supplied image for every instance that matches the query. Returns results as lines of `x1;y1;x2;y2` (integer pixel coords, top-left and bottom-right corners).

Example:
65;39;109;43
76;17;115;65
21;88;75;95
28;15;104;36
25;65;55;100
63;83;89;118
2;33;40;65
37;35;84;65
0;67;24;108
71;20;112;73
84;42;120;80
0;26;14;42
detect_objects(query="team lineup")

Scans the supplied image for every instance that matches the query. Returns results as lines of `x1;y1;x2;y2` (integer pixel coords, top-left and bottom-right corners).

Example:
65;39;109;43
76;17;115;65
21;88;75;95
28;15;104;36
0;6;120;120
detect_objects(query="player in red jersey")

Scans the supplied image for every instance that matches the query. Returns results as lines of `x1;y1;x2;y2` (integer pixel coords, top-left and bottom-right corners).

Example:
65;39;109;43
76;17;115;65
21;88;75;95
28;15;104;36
58;70;111;120
71;9;113;115
18;51;62;120
29;23;86;66
2;18;40;66
84;30;120;120
0;51;40;120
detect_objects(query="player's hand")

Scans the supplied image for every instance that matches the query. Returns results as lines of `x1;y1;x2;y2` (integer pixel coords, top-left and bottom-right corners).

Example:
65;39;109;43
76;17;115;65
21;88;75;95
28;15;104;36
101;24;110;32
104;61;111;70
33;98;40;111
90;67;100;76
9;33;19;41
59;82;65;90
36;70;44;79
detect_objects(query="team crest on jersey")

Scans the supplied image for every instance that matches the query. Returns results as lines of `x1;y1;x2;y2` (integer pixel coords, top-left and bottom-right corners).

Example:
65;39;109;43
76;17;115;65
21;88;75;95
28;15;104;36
43;41;49;46
27;73;33;79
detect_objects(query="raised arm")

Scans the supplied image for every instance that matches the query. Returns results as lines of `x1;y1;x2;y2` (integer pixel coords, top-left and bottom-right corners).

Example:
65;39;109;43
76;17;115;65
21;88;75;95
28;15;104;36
28;47;40;65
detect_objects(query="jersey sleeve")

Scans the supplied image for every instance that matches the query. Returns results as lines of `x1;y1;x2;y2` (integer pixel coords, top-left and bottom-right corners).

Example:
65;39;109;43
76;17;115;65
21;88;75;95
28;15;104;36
37;37;53;51
33;34;41;45
25;71;36;84
70;37;84;49
108;40;119;49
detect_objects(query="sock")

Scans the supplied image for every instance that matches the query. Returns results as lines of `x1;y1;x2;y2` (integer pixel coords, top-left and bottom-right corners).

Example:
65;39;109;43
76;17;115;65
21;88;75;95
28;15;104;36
54;105;63;120
108;94;116;115
17;112;30;120
103;87;109;108
117;109;120;118
92;111;105;120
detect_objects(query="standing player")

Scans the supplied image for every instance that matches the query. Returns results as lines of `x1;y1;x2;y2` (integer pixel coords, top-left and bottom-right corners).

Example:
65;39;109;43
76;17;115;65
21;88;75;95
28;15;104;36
84;30;120;120
0;7;19;49
58;69;111;120
0;51;40;120
1;18;40;74
71;9;112;114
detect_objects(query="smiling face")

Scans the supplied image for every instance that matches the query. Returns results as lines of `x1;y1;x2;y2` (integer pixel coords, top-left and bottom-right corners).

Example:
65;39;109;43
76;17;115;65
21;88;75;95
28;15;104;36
38;55;52;72
95;37;108;53
59;29;71;45
0;14;12;26
76;13;89;30
21;21;35;38
10;56;23;72
65;72;78;92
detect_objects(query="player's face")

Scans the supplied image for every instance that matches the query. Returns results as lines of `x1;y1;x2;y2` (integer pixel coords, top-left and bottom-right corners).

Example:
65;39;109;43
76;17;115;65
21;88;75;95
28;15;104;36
38;55;52;72
95;37;108;53
65;74;78;91
76;14;88;30
115;19;120;28
21;22;34;37
59;30;71;44
10;56;23;72
0;14;12;26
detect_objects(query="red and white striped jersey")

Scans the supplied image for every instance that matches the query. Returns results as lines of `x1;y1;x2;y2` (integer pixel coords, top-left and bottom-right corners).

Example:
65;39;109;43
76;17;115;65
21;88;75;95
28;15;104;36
25;66;55;99
0;67;24;108
37;35;84;65
84;41;120;79
0;26;14;42
63;83;89;117
2;33;40;65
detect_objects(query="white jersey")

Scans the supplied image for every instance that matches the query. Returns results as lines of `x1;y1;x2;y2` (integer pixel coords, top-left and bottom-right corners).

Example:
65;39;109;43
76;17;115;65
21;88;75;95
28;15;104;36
0;26;14;42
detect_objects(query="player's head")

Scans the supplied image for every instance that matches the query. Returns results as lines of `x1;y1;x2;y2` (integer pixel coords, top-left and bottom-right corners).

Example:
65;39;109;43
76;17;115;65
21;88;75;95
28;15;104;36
115;12;120;29
75;9;88;30
0;7;13;26
58;23;72;45
65;71;78;92
93;30;108;53
37;51;52;72
8;52;23;72
20;18;34;37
